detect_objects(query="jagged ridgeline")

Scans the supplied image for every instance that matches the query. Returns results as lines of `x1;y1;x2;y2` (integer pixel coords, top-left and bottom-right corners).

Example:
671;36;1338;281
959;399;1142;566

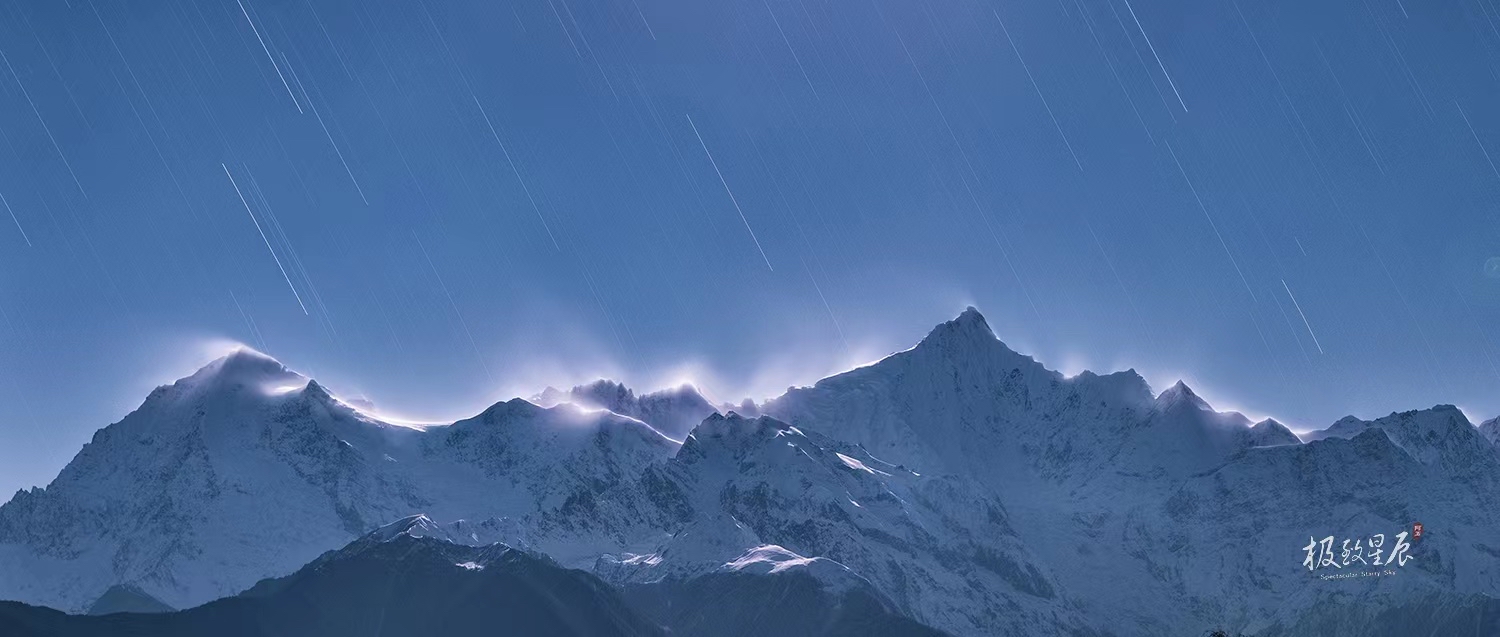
3;308;1499;636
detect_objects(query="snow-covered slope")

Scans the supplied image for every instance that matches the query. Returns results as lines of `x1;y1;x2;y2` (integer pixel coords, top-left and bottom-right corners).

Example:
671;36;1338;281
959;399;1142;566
1157;422;1500;634
762;307;1500;635
4;308;1499;636
1302;406;1498;473
596;412;1094;635
0;350;678;611
1482;416;1500;448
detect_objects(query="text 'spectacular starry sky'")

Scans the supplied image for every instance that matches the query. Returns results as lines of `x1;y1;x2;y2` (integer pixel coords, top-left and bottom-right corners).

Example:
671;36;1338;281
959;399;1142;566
1;0;1498;494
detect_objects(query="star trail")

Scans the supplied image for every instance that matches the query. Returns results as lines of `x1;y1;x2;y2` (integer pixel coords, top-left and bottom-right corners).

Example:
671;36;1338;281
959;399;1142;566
0;0;1498;494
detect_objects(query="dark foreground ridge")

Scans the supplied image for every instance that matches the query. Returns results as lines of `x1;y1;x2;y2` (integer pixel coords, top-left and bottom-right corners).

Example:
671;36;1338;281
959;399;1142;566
0;516;951;637
0;531;663;637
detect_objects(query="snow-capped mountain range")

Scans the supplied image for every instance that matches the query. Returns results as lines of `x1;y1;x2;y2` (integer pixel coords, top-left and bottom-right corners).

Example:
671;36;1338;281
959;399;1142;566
2;307;1498;635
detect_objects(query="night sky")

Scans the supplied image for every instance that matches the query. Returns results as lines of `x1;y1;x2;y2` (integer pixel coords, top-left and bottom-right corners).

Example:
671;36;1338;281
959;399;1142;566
2;0;1499;494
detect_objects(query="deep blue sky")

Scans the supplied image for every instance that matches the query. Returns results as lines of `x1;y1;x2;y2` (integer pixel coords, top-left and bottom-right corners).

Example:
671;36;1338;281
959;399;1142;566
1;0;1498;494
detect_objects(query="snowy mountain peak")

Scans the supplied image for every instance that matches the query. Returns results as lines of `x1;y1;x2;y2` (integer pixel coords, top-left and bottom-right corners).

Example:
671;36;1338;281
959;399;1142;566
564;378;711;403
1426;403;1470;421
300;379;334;401
193;348;297;384
161;348;312;404
1481;417;1500;447
532;379;719;440
918;306;998;347
478;397;545;422
1154;380;1211;412
1302;405;1492;470
1303;414;1370;442
679;413;794;460
574;379;637;407
1248;418;1301;447
686;412;791;443
358;515;527;552
368;514;445;543
897;306;1058;387
1384;405;1479;444
720;398;761;417
954;304;989;328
